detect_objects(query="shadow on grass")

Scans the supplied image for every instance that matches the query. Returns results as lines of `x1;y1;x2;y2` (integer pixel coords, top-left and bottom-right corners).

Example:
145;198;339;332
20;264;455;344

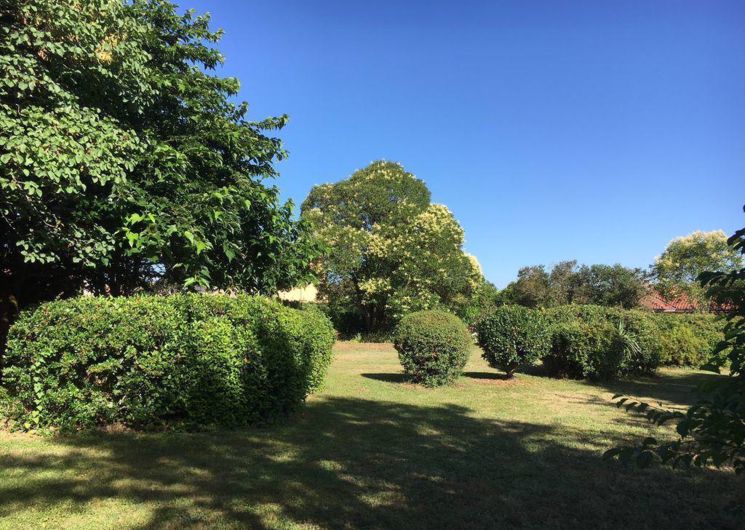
0;397;742;529
462;371;510;380
360;372;409;383
361;371;514;383
589;369;726;407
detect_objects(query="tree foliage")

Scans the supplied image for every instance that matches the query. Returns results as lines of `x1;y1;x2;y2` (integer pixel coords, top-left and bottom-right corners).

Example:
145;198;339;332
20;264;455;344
302;161;482;332
502;261;646;309
504;265;551;308
572;264;648;308
0;1;318;351
653;230;743;309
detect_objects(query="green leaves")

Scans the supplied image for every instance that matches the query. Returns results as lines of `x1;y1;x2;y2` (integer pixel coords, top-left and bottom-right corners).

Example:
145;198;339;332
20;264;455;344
302;161;481;332
476;305;549;378
3;294;335;430
606;214;745;474
2;0;319;304
394;310;472;387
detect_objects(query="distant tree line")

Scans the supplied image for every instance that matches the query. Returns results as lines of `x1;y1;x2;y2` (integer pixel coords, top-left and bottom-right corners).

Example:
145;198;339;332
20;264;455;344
499;261;646;309
499;230;743;312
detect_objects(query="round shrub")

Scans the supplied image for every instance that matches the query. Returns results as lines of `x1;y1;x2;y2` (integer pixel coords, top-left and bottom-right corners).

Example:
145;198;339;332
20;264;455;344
543;305;661;380
2;294;335;431
475;305;549;378
393;310;472;387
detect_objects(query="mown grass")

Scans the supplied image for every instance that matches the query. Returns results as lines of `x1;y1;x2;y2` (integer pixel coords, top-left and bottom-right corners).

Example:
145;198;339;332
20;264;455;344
1;343;742;529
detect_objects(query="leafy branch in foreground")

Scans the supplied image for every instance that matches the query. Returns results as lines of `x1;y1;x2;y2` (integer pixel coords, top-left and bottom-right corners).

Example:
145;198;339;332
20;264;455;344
604;208;745;473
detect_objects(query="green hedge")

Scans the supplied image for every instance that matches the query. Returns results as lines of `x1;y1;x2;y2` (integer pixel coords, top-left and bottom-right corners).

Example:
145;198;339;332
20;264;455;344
475;305;549;378
394;310;472;387
2;294;335;430
543;305;661;379
650;313;727;368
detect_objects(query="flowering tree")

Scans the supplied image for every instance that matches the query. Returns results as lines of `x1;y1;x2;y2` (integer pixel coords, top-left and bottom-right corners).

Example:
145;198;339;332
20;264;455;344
302;161;482;332
653;230;743;308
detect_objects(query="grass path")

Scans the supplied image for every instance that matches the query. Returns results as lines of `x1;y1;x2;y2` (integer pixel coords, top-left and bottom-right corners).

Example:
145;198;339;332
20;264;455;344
1;343;742;529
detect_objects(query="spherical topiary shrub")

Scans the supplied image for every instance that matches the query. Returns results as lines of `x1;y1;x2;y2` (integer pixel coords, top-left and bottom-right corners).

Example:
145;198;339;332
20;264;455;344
393;310;472;387
475;305;549;378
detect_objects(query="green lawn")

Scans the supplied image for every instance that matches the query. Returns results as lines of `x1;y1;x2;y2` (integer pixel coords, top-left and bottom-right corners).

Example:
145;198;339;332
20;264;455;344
1;343;742;529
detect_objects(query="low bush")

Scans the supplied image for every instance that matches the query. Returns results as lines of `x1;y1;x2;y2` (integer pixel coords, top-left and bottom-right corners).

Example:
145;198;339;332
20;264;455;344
393;310;472;387
475;305;549;378
543;305;661;379
2;294;335;431
650;313;727;367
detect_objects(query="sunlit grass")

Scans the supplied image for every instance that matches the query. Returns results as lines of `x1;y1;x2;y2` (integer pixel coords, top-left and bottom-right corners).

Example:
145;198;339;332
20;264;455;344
1;343;741;529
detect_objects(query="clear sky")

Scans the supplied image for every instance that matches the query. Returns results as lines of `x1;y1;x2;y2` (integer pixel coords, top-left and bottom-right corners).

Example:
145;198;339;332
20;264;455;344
186;0;744;286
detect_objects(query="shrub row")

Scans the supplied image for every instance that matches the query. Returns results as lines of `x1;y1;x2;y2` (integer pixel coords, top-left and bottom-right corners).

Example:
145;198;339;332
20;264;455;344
2;294;335;431
395;305;728;385
542;305;661;379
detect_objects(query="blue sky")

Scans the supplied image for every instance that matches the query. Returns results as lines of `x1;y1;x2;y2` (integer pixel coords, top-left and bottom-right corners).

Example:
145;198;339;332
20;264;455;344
187;0;744;286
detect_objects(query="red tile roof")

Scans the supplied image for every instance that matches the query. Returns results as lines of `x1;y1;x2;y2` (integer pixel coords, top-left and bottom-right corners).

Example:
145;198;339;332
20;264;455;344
639;290;699;312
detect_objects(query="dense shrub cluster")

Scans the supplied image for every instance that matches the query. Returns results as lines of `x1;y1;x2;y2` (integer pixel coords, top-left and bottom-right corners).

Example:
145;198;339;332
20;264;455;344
650;313;727;368
475;305;549;378
2;294;335;431
393;310;472;387
543;306;661;379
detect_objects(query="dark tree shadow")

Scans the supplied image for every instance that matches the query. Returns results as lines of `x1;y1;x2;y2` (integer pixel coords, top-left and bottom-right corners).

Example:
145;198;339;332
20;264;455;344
589;369;726;407
462;371;510;380
360;372;409;383
0;397;742;529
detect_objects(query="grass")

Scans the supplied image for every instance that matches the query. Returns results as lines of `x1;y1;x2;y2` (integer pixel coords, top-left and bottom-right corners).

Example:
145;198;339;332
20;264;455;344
1;342;742;529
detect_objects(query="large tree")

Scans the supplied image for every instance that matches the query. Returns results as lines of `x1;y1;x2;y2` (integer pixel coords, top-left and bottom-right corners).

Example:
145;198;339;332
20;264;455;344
1;1;318;352
302;161;482;332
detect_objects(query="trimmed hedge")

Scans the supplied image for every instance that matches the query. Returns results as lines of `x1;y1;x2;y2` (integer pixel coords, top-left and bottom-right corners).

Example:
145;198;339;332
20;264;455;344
475;305;549;378
2;294;335;430
394;310;471;387
543;305;661;379
650;313;727;368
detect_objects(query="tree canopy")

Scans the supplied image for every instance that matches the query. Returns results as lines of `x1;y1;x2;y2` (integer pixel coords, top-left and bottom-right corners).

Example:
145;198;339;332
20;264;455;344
1;0;318;347
653;230;743;307
501;261;646;309
302;161;482;332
